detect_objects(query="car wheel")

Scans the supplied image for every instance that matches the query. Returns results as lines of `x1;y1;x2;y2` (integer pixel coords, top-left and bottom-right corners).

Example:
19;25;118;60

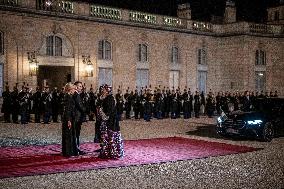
261;122;274;142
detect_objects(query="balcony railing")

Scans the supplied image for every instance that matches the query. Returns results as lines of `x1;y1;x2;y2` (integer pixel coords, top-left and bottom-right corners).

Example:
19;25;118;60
36;0;73;14
0;1;283;36
129;11;157;24
0;0;19;6
163;16;183;28
90;5;122;20
249;24;273;34
192;21;213;32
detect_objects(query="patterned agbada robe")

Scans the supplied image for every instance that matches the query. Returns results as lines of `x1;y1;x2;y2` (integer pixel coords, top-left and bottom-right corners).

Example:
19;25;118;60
98;94;124;159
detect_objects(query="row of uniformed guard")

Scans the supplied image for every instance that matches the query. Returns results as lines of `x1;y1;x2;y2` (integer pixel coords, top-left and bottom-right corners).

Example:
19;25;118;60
1;83;279;124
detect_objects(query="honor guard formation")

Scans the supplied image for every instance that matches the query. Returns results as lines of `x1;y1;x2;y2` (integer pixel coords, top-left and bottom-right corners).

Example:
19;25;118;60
1;82;279;124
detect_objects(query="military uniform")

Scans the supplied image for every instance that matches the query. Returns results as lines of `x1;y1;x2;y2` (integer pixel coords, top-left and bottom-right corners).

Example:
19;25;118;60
194;92;201;118
32;87;42;123
10;87;19;123
2;86;11;122
41;87;52;124
18;87;29;124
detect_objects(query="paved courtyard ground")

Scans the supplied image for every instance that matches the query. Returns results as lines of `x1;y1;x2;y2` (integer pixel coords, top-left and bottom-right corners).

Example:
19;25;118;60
0;117;283;189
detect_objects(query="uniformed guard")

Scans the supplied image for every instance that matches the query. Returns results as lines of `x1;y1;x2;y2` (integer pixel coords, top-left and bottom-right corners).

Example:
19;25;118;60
41;86;52;124
18;86;29;124
94;88;102;143
182;89;190;119
124;89;131;119
10;85;19;123
51;87;60;122
80;85;88;122
32;86;42;123
2;84;11;123
155;88;163;119
206;91;215;118
25;84;32;122
58;86;65;122
88;86;97;121
143;89;152;121
163;88;170;118
194;91;201;118
133;89;141;119
115;89;124;121
170;89;178;119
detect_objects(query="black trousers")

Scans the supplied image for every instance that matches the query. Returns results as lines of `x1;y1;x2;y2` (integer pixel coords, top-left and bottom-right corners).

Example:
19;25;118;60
75;121;82;148
4;112;11;122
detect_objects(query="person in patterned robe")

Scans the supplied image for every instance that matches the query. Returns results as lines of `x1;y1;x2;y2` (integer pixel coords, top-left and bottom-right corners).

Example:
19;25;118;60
98;84;124;159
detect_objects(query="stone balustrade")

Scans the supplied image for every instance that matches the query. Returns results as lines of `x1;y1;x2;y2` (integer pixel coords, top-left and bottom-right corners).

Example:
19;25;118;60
0;0;283;36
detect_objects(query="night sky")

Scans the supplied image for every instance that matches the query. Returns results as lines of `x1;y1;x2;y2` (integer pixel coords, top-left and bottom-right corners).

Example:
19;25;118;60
77;0;281;23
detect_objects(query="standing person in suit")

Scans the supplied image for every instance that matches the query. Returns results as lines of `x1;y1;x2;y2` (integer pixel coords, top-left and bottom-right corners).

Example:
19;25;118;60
62;82;78;157
73;81;86;155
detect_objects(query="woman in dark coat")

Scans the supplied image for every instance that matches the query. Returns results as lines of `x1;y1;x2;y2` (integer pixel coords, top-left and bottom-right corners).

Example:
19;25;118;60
62;83;78;157
98;84;124;159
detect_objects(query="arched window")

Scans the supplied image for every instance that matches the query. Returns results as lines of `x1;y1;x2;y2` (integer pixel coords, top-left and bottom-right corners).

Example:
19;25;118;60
98;40;112;60
197;48;206;65
0;31;3;55
46;35;62;56
171;46;179;63
255;50;266;65
138;44;148;62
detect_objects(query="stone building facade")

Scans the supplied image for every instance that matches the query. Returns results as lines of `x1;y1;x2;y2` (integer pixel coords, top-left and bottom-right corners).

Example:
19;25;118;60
0;0;283;96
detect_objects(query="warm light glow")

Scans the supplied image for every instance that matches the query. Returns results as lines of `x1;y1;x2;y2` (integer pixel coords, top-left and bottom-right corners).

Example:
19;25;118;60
29;63;38;76
86;64;94;72
85;64;94;77
45;0;52;7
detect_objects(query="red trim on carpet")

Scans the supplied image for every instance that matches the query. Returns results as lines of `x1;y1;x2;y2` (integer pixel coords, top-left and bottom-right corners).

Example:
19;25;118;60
0;137;260;178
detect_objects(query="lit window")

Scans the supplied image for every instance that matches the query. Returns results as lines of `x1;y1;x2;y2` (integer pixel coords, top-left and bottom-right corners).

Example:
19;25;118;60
46;35;62;56
171;46;179;63
255;50;266;65
138;44;148;62
198;49;206;65
98;40;112;60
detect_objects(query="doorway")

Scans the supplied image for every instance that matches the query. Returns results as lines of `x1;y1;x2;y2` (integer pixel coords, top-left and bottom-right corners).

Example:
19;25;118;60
38;66;74;90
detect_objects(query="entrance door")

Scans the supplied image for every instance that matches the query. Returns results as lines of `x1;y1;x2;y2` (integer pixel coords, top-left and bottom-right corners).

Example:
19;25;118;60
98;68;112;86
38;66;74;89
255;71;266;92
169;70;179;89
198;71;207;94
136;69;149;90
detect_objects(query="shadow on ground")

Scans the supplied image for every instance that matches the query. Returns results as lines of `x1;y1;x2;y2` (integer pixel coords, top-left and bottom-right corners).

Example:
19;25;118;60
185;124;254;141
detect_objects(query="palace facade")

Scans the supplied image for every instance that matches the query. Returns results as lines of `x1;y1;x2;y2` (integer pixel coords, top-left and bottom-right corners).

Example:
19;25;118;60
0;0;283;95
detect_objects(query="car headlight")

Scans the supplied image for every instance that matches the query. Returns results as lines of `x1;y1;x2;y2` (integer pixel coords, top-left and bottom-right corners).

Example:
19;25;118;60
217;116;222;123
247;120;263;125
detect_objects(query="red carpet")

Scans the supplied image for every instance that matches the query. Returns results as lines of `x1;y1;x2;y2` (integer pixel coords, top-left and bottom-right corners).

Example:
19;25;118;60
0;137;259;178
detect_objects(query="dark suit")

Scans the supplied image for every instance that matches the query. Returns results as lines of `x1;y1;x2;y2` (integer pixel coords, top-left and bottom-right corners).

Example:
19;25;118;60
73;91;86;150
62;93;78;157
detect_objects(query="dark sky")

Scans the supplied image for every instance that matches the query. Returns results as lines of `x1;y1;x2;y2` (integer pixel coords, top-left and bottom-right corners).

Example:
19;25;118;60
78;0;281;23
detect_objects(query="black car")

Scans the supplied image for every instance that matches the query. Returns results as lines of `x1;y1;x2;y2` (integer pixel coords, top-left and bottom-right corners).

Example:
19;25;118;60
216;98;284;142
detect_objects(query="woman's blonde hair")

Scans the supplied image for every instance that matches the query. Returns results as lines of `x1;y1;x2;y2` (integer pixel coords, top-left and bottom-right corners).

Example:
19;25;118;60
64;82;75;93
